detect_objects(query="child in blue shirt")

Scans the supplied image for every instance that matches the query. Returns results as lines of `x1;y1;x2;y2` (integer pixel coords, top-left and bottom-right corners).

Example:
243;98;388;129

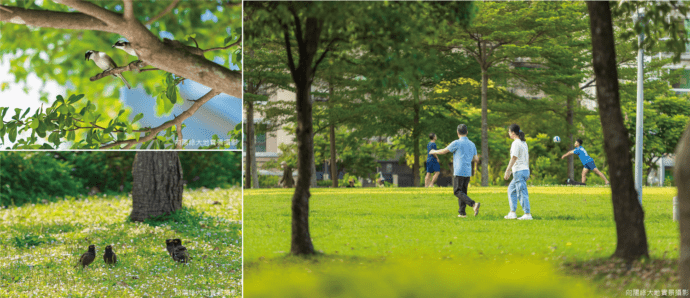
561;138;610;185
425;133;441;187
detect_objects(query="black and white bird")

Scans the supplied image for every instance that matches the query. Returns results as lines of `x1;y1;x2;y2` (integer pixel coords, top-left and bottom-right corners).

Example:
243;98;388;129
112;40;138;58
85;50;131;89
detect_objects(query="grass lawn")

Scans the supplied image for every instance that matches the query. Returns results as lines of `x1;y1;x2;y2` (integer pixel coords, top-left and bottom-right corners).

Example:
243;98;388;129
0;187;242;297
244;186;679;297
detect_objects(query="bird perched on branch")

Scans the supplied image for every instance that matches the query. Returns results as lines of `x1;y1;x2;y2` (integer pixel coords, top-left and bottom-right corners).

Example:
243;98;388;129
103;245;117;265
172;245;189;263
85;50;131;89
112;40;138;58
76;245;96;268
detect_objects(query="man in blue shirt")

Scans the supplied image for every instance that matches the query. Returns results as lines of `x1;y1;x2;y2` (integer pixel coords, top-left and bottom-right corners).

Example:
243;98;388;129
561;138;609;185
430;124;481;217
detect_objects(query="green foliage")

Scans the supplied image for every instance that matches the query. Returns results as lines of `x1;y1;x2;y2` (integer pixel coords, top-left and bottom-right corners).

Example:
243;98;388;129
258;175;281;188
0;0;241;147
0;151;241;206
179;151;242;189
314;127;394;180
13;233;56;248
0;152;83;206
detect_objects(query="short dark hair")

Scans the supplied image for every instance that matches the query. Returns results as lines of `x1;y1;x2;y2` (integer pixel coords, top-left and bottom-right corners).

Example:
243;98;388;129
457;124;468;135
429;133;436;140
509;124;525;142
576;138;583;145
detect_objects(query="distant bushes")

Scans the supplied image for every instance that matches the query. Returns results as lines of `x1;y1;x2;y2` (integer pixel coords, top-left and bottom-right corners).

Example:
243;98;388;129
0;151;241;207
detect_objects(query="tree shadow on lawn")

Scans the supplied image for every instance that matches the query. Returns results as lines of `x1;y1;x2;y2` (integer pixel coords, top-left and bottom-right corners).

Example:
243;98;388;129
562;257;679;294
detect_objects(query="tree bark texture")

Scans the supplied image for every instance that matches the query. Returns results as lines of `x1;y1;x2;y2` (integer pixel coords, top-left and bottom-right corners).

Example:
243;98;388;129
480;68;489;187
567;96;575;181
246;100;255;188
587;1;649;261
287;15;322;256
129;152;184;222
413;86;420;187
329;83;338;188
675;121;690;289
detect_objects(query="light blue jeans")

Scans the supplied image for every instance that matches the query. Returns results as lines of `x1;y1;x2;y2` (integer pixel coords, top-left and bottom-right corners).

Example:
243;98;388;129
508;169;530;214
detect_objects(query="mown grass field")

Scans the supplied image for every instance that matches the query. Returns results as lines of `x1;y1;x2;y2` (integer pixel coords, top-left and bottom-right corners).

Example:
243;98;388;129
0;188;242;297
244;186;679;297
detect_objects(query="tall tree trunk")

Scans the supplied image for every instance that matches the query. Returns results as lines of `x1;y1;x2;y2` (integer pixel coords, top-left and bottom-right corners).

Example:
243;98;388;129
329;123;338;187
252;147;259;189
480;67;489;187
413;86;420;187
587;1;649;261
329;83;338;188
567;96;575;181
675;121;690;289
311;143;317;187
288;16;322;256
129;152;184;222
246;100;255;188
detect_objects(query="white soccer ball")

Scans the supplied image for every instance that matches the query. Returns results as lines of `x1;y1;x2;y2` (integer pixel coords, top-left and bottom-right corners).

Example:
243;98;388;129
553;136;561;143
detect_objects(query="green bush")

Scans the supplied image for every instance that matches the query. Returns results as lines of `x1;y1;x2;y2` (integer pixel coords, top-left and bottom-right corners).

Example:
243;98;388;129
245;259;595;298
179;152;242;189
258;175;281;188
0;152;83;206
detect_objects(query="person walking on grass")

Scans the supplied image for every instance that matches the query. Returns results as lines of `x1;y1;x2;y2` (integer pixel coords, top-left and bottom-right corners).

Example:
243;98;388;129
560;138;609;186
425;133;441;187
429;124;481;218
504;124;532;220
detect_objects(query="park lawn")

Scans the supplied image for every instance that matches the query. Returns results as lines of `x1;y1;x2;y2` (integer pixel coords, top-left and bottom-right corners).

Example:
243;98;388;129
244;186;679;297
0;187;242;298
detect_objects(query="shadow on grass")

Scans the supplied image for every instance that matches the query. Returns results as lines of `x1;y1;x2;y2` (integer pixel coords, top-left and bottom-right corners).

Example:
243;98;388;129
561;257;679;293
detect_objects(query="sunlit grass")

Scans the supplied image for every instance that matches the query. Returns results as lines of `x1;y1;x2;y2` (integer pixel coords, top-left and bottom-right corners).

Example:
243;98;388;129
245;186;679;297
0;188;242;297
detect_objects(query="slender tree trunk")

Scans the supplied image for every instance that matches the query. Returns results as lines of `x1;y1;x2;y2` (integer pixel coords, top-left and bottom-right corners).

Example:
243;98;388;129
251;148;259;189
311;143;317;187
587;1;649;261
413;86;420;187
288;16;322;256
246;100;255;188
329;123;338;187
129;152;184;222
675;120;690;289
480;67;489;187
567;96;575;181
329;83;338;188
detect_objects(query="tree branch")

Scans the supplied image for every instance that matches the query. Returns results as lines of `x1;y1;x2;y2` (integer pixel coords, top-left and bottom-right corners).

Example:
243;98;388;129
176;124;183;149
0;5;111;32
90;60;148;82
55;0;124;26
202;37;241;53
100;89;221;149
122;0;134;20
145;0;180;25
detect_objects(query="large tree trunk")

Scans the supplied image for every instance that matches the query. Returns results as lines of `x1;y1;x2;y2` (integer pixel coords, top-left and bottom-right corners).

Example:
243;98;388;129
480;67;489;187
567;96;575;181
675;121;690;289
413;86;420;187
246;100;255;188
587;1;649;261
129;152;184;222
288;16;322;256
329;123;338;187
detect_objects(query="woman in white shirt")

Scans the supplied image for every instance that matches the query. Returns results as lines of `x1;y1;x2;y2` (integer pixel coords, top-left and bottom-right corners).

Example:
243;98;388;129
504;124;532;220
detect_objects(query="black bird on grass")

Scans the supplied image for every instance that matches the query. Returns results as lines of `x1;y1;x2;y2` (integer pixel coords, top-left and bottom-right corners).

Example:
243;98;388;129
103;245;117;264
172;245;189;263
76;245;96;268
165;239;175;256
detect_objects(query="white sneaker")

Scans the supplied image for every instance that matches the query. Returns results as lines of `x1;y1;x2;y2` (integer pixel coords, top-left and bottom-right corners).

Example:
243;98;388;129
518;214;533;220
504;212;517;219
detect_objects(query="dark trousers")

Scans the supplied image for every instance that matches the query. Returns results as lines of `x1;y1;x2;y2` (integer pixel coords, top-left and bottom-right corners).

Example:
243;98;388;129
454;176;475;215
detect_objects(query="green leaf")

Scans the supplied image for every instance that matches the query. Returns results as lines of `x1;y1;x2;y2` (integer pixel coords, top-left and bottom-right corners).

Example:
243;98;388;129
132;113;144;123
68;94;85;104
20;107;31;119
8;125;17;143
29;118;39;129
